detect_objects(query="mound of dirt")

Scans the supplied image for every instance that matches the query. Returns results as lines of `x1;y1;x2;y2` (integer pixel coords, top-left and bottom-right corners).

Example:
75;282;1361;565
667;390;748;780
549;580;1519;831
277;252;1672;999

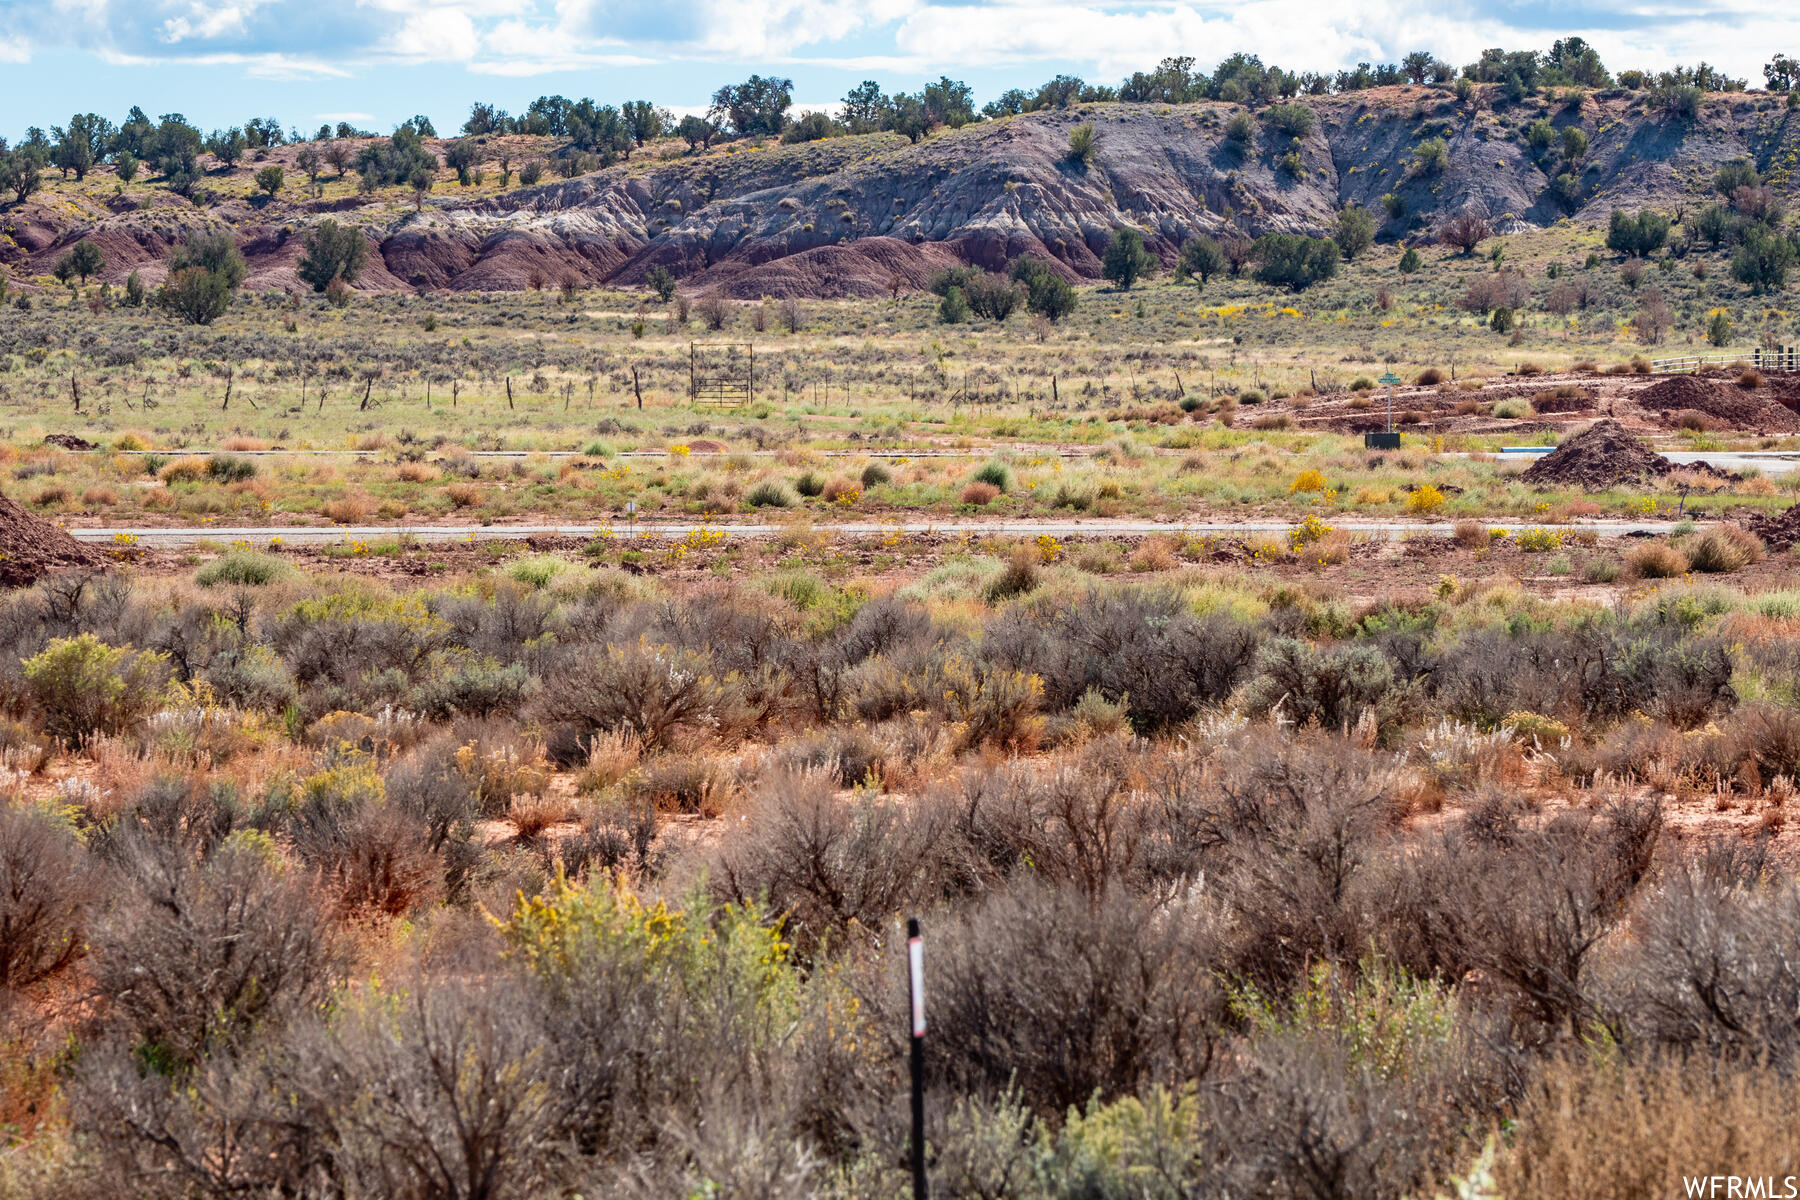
0;493;109;588
1529;388;1595;415
1519;419;1676;490
1742;504;1800;551
1633;375;1800;433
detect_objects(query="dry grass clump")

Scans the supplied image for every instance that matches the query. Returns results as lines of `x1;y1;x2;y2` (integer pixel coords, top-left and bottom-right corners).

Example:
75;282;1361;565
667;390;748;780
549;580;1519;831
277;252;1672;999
1738;368;1766;389
1128;537;1179;572
1627;541;1688;578
157;456;209;484
820;477;861;504
1683;525;1763;574
445;481;482;508
627;752;738;816
1452;519;1490;548
319;496;372;524
577;728;643;793
1415;366;1445;385
1496;1061;1800;1200
507;790;574;839
960;481;1000;506
984;548;1041;600
396;462;439;483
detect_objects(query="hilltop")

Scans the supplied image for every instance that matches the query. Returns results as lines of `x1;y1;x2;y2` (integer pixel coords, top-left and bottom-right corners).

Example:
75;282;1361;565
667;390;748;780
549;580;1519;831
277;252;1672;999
4;83;1797;297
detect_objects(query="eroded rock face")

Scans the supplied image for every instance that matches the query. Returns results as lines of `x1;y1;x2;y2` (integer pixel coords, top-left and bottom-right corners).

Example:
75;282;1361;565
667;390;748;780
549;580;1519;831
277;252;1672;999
6;86;1790;296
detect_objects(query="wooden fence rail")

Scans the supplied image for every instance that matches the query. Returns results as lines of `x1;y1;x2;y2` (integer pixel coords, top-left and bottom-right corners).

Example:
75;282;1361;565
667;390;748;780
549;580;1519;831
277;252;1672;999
1652;347;1800;374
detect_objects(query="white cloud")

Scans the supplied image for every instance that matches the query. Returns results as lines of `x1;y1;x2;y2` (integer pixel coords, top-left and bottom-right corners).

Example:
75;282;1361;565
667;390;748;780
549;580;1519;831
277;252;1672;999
390;9;480;60
4;0;1799;87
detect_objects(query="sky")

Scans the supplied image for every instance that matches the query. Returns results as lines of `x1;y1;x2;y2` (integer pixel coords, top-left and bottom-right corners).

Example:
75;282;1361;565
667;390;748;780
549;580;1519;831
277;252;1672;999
1;0;1796;140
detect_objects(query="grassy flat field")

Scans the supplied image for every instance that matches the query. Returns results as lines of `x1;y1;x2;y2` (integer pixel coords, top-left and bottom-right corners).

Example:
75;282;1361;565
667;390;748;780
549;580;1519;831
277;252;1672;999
4;223;1800;542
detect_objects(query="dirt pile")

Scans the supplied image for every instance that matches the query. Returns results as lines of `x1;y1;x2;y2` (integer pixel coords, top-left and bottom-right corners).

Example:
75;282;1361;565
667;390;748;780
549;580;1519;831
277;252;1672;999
1519;420;1675;490
1633;375;1800;433
1742;504;1800;551
0;493;109;588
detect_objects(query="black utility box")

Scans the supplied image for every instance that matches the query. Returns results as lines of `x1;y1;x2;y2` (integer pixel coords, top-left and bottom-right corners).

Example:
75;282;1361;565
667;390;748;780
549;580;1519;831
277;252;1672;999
1363;432;1402;449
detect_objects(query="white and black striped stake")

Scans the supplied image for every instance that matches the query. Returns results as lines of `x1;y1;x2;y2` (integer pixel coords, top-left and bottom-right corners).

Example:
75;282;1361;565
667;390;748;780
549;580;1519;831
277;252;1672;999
907;916;928;1200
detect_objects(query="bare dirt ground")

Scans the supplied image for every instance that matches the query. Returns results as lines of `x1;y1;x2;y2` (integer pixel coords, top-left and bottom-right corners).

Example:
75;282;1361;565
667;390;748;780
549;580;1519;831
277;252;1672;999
1265;366;1800;439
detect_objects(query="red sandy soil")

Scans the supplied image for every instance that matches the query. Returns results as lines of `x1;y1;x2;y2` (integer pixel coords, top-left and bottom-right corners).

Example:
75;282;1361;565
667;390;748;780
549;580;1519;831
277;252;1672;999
0;493;109;587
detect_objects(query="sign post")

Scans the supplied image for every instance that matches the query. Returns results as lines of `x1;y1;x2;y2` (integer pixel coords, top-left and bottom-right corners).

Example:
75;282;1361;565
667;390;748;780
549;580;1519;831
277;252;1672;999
1365;372;1404;449
907;916;928;1200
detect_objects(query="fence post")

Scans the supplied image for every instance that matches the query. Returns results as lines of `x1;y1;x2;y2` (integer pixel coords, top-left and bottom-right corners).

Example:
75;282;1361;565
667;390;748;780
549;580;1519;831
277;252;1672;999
907;917;928;1200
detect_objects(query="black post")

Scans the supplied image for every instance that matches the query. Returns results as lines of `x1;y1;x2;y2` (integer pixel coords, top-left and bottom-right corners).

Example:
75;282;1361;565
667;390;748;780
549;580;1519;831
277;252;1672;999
907;916;928;1200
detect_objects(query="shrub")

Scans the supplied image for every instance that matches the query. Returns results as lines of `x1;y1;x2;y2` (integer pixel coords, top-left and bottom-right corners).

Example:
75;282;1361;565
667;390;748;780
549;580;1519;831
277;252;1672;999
1605;208;1672;257
627;753;737;816
938;285;970;323
820;477;861;504
1453;519;1490;548
0;804;90;989
713;769;936;952
1262;103;1317;138
1684;525;1763;573
205;453;257;482
1101;228;1157;291
1405;484;1445;514
960;481;1000;506
983;549;1040;600
1495;1061;1800;1200
508;791;574;839
1627;542;1689;578
22;635;173;743
409;656;531;720
297;219;368;292
1065;122;1097;166
793;470;825;497
1241;638;1409;740
894;883;1224;1111
195;549;295;587
1251;233;1339;291
972;460;1014;492
744;479;795;508
158;455;209;484
535;639;747;750
86;836;345;1067
859;463;893;488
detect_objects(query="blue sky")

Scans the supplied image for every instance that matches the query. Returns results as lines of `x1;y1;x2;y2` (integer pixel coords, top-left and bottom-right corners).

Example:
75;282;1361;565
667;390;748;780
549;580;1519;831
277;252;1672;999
2;1;1795;140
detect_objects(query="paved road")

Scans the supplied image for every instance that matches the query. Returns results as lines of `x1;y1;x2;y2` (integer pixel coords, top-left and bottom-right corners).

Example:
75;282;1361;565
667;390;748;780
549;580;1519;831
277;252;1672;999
1497;447;1800;475
69;518;1694;548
